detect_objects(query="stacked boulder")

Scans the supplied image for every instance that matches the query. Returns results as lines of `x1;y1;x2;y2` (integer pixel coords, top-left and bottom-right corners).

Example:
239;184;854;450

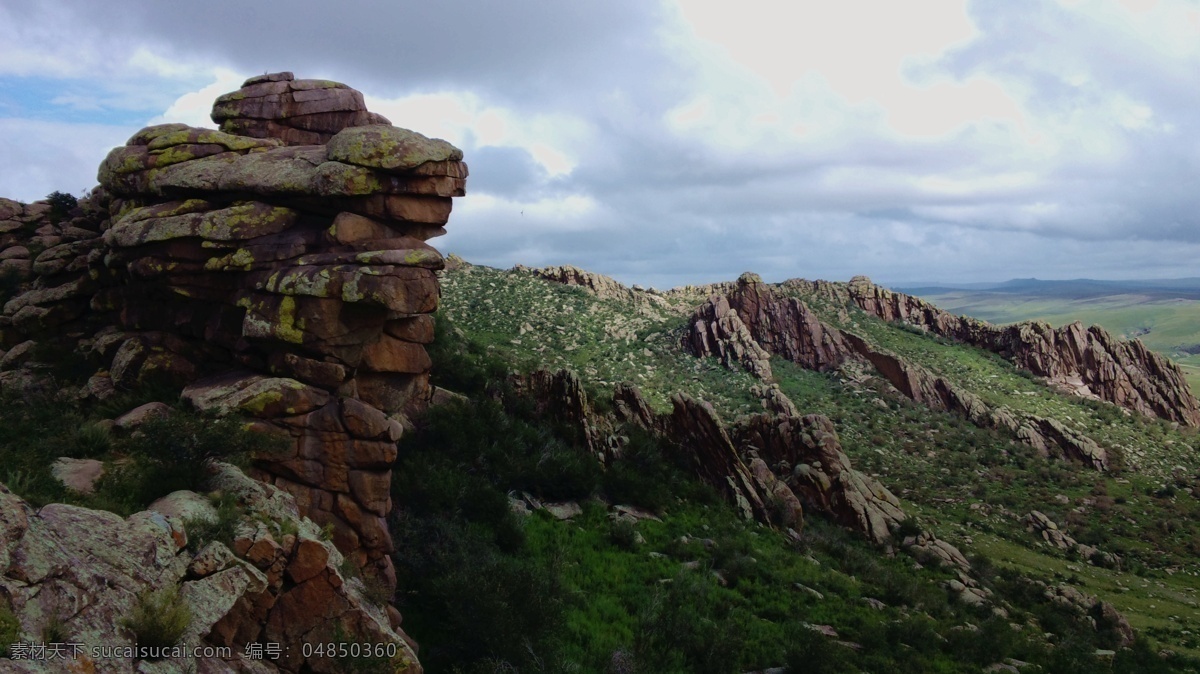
90;72;466;585
0;73;467;590
0;195;112;370
213;72;392;146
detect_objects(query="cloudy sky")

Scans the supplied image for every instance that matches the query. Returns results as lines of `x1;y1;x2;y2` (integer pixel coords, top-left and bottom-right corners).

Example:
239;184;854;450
2;0;1198;288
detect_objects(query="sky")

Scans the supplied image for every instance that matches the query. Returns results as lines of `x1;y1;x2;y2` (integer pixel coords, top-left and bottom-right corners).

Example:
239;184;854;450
2;0;1199;288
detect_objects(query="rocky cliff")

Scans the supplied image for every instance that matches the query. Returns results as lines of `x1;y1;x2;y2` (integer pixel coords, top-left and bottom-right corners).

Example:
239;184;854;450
0;72;466;670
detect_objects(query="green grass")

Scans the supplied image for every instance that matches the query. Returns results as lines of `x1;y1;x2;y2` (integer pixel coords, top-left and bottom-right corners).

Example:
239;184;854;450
432;265;1200;666
393;388;1131;673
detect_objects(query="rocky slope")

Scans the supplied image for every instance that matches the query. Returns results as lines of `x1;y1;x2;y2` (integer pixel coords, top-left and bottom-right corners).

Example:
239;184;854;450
683;273;1114;470
1;463;418;673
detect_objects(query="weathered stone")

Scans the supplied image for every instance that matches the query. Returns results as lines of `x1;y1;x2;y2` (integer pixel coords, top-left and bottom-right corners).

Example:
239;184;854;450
114;400;173;431
327;124;463;172
50;458;105;495
360;333;432;373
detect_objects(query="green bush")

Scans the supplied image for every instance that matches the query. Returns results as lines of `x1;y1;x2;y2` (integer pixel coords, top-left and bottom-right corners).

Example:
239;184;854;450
45;190;77;222
95;415;283;514
120;586;191;655
634;572;748;674
609;519;639;551
391;515;565;672
784;622;853;674
182;492;241;553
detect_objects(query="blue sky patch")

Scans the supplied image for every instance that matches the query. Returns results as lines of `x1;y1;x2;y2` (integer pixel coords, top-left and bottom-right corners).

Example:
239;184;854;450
0;75;190;127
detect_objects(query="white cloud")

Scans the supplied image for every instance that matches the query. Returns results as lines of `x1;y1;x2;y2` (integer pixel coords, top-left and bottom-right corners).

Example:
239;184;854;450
0;119;131;202
149;69;243;128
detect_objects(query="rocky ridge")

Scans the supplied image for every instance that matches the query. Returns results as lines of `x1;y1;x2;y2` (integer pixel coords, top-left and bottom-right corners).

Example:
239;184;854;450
517;264;675;319
686;274;1117;470
836;276;1199;427
520;369;907;546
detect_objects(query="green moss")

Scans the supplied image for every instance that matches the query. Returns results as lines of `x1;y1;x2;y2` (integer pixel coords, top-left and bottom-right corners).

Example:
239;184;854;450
272;296;306;345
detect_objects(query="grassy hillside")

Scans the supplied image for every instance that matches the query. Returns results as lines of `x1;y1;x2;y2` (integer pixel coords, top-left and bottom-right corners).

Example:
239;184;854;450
907;289;1200;394
422;263;1200;671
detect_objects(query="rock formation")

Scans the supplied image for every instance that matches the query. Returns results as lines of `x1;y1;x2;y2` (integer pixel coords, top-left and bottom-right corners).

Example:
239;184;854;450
517;369;912;549
735;409;906;545
0;72;467;597
212;72;392;146
0;464;419;673
719;273;852;372
685;275;1113;470
839;276;1200;427
682;294;773;379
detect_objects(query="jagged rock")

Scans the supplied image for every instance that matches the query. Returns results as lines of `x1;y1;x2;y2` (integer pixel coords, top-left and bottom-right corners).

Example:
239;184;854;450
703;272;853;372
840;277;1200;427
511;368;604;461
686;281;1112;470
663;393;769;521
736;410;905;546
682;294;773;379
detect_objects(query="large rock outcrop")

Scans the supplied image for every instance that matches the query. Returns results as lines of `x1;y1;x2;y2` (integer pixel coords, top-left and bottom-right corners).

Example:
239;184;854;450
520;369;908;547
735;409;906;545
0;72;467;592
682;293;773;379
719;273;853;372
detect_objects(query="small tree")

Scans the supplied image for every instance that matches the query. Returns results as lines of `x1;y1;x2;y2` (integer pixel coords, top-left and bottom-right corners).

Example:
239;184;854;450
45;191;78;222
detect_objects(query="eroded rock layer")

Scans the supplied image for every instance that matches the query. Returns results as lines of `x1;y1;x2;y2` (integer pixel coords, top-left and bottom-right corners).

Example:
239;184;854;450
0;73;467;588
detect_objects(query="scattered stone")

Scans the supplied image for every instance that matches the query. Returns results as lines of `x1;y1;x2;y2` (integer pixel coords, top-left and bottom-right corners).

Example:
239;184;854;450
50;457;105;495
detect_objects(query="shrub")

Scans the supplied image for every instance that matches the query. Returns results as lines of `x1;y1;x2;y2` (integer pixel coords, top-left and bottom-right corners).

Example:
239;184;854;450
95;414;283;513
634;573;747;674
609;519;639;551
41;614;68;643
120;586;191;655
45;190;77;222
182;493;241;553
